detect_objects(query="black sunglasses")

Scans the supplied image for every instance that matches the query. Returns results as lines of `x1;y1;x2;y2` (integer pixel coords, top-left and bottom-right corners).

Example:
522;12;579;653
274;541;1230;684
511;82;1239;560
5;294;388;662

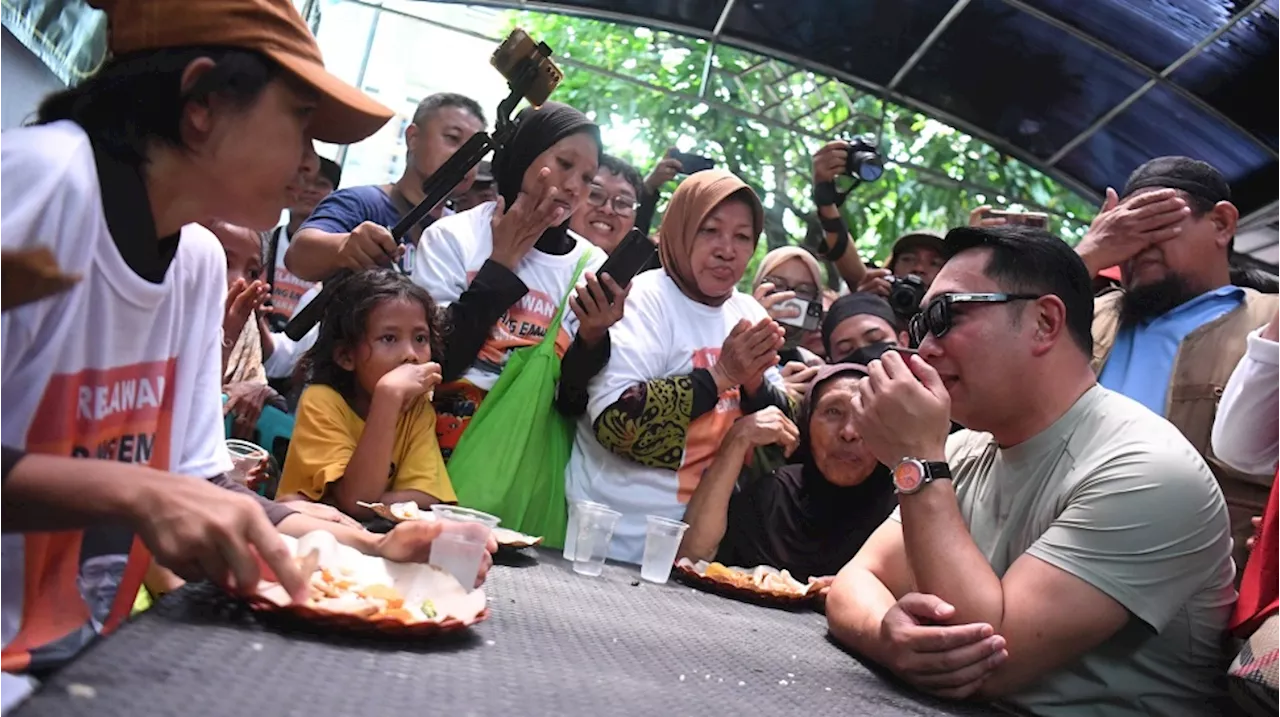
908;293;1043;346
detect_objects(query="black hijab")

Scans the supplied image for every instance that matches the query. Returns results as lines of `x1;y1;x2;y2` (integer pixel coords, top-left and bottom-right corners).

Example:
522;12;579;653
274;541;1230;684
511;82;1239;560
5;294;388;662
717;364;897;581
490;102;601;255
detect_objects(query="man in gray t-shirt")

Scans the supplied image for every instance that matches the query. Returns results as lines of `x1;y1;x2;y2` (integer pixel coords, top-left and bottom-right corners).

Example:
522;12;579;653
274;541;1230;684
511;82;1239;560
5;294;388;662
825;226;1235;716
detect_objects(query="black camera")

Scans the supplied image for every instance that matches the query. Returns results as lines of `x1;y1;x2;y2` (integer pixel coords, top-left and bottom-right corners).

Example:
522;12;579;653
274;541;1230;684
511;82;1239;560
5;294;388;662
845;134;884;182
886;274;926;319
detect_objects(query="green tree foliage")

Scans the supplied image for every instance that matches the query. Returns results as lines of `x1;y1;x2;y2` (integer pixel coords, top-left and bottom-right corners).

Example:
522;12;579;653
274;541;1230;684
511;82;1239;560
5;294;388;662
507;12;1100;285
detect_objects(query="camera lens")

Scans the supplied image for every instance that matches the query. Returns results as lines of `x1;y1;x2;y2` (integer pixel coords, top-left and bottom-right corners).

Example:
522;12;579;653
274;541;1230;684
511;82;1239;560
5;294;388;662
850;151;884;182
844;135;885;182
887;276;925;319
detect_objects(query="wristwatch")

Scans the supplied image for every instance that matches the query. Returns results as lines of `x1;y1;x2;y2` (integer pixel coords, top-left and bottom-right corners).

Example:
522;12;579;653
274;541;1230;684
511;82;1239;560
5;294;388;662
892;458;952;495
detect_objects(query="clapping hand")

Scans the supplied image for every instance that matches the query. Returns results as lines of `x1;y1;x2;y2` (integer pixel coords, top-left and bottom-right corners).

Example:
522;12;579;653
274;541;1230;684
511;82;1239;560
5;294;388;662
712;318;785;393
224;278;270;344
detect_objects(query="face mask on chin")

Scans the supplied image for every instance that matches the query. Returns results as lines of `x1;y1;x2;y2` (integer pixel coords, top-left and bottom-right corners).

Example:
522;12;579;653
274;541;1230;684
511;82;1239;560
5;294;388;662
835;340;898;367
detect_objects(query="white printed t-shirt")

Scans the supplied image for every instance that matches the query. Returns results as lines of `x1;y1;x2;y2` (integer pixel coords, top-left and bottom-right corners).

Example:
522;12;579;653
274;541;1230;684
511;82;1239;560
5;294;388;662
411;201;606;391
0;121;232;676
264;225;316;320
566;270;782;563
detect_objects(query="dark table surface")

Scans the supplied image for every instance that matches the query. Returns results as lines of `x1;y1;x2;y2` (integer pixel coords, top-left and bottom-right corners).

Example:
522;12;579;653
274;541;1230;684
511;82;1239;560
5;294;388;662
15;549;1003;717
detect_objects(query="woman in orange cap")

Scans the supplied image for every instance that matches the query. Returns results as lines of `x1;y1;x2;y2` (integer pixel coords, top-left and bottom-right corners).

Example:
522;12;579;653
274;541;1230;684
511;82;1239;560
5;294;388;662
0;0;487;693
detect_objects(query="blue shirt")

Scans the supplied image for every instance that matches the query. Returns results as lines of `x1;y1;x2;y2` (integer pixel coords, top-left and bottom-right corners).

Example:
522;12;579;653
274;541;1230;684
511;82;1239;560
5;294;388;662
299;185;400;235
1098;285;1244;416
298;185;443;272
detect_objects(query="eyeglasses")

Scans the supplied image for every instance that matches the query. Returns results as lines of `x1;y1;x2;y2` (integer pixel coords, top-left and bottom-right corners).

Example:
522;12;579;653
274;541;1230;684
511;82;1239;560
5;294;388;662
760;276;819;302
908;292;1043;346
586;186;639;217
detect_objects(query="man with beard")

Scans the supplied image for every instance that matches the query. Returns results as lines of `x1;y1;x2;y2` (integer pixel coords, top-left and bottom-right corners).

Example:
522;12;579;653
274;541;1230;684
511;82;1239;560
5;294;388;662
1079;156;1277;572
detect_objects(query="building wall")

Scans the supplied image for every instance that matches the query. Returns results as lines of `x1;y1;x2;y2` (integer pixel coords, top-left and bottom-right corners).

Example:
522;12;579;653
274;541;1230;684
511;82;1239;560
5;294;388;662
2;27;66;131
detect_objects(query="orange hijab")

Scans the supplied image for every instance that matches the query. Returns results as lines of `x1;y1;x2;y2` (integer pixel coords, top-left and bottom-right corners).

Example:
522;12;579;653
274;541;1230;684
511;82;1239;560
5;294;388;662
657;170;764;307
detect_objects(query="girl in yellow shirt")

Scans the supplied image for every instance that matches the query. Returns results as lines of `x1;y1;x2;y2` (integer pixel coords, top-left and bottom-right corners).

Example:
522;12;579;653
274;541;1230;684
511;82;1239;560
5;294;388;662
278;269;456;520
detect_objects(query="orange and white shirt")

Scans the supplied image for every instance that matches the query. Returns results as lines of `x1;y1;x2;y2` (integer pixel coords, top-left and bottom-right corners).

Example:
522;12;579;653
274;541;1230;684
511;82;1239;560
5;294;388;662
566;270;780;563
410;202;606;391
1;121;231;675
264;224;316;321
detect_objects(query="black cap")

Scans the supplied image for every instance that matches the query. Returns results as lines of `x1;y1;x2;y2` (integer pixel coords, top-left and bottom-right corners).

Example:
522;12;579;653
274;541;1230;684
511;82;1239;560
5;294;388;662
1121;156;1230;207
888;230;945;272
822;292;899;357
318;156;342;188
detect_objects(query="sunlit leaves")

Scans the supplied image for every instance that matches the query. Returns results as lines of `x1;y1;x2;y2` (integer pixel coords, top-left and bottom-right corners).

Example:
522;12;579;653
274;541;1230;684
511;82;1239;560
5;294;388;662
510;11;1098;283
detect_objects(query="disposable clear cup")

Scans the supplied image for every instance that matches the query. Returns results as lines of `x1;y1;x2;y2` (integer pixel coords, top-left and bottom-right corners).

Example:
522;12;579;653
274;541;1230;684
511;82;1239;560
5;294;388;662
225;439;269;485
428;505;500;589
563;500;609;561
640;515;688;584
572;504;622;577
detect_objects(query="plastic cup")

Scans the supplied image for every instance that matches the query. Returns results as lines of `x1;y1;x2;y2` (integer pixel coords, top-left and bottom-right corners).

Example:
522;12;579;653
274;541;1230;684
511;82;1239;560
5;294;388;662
428;505;500;589
572;504;622;577
563;500;609;561
225;439;269;485
640;515;689;584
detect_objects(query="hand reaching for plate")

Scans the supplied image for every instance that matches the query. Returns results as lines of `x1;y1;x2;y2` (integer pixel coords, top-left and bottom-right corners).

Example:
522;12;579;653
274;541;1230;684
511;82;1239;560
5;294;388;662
374;520;496;587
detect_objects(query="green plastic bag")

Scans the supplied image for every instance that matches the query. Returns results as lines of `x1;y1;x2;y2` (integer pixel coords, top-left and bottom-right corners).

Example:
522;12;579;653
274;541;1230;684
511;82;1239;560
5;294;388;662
445;254;590;549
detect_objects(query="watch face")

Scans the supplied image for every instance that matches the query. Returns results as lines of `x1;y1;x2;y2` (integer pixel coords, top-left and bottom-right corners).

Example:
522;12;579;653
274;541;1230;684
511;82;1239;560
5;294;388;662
893;460;925;493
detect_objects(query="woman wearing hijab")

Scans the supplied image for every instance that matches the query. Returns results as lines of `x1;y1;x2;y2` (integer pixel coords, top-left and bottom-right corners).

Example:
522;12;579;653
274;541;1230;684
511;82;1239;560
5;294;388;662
678;364;897;582
752;247;827;366
565;169;789;563
412;101;628;455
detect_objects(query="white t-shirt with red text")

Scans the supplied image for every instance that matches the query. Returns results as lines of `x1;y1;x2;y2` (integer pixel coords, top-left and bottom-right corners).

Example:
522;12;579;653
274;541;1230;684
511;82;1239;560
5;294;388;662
411;202;606;391
0;121;231;676
265;225;316;320
565;270;781;563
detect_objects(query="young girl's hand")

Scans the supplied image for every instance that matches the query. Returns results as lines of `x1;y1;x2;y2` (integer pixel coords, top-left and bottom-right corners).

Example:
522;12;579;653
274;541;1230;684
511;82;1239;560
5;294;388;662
376;361;443;406
224;278;270;343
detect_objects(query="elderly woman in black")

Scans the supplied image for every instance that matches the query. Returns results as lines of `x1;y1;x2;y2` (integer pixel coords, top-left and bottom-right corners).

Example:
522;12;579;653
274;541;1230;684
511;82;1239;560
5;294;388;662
677;364;897;584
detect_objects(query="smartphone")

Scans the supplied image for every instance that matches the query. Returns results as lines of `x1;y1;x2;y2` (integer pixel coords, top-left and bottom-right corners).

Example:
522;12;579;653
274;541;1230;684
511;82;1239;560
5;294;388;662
490;28;563;106
985;209;1048;229
578;228;655;310
775;297;823;332
670;151;715;175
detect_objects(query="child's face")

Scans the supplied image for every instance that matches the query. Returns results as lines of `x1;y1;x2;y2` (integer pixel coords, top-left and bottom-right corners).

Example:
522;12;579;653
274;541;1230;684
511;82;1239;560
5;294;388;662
339;298;433;397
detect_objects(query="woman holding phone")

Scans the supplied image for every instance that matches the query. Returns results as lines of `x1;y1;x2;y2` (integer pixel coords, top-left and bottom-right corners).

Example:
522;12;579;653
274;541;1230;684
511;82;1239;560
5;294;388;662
566;169;790;564
751;246;827;367
410;101;630;455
